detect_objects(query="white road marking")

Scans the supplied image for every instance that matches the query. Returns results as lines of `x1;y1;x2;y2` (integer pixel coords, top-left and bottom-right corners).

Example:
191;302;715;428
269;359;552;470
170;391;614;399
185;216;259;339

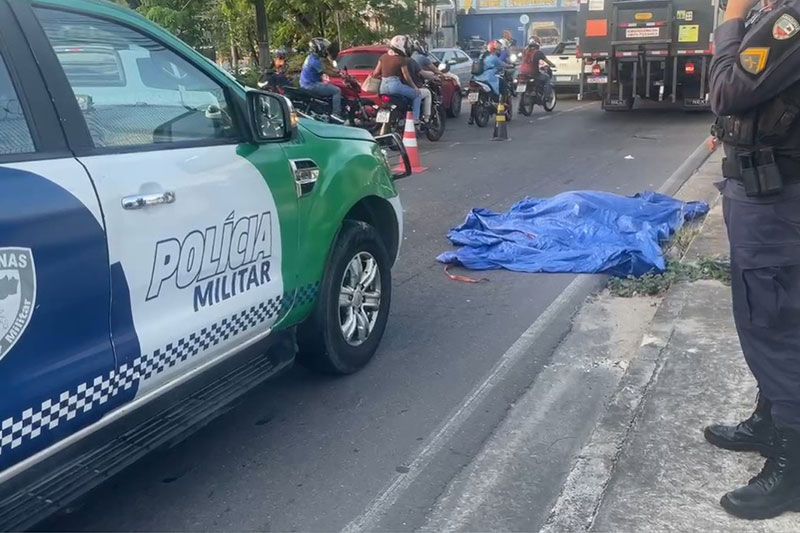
341;274;601;533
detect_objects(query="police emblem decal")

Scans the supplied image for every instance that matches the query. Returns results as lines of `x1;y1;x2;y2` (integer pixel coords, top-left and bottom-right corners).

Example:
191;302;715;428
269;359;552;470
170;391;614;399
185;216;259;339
0;248;36;361
773;13;800;40
739;47;770;75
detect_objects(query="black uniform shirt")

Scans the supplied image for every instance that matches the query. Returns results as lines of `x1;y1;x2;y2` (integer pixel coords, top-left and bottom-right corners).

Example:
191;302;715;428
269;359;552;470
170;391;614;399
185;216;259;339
710;1;800;115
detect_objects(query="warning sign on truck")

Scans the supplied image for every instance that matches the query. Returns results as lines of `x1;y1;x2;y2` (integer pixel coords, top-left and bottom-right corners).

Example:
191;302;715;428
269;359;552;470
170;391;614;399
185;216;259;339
625;27;660;38
678;24;699;42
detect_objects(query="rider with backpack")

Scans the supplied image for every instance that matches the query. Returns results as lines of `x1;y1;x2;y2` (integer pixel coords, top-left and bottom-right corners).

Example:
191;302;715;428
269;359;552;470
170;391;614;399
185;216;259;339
468;40;510;125
519;37;555;96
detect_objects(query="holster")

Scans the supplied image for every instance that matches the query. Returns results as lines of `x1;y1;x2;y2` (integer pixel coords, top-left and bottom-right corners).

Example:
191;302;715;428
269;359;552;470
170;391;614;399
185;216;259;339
715;87;800;197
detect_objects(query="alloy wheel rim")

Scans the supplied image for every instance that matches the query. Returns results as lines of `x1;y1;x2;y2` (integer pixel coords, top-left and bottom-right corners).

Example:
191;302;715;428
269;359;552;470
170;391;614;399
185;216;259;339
339;252;381;346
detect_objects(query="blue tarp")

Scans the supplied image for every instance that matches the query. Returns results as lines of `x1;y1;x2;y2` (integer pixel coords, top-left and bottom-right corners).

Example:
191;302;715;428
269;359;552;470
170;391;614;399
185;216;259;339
437;191;709;277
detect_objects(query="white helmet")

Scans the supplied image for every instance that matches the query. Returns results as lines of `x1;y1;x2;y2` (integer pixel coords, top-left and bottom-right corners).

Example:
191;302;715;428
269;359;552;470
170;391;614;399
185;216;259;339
389;35;411;56
498;38;510;49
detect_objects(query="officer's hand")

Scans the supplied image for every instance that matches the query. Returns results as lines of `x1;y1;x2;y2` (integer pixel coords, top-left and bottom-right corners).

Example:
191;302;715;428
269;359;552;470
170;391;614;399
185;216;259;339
724;0;759;21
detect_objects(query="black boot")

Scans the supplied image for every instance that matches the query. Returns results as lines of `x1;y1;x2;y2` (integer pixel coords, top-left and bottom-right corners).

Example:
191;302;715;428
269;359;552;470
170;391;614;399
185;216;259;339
721;424;800;519
704;394;775;455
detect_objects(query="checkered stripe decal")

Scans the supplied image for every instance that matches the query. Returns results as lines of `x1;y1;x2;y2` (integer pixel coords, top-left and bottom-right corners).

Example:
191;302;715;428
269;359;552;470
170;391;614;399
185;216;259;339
0;294;287;457
295;282;320;307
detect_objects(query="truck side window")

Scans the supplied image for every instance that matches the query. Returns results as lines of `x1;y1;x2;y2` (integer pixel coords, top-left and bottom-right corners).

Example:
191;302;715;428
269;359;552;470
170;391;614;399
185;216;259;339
0;53;35;156
34;8;239;150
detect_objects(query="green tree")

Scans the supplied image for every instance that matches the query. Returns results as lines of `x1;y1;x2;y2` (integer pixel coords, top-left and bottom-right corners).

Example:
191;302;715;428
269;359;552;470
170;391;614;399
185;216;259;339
137;0;212;47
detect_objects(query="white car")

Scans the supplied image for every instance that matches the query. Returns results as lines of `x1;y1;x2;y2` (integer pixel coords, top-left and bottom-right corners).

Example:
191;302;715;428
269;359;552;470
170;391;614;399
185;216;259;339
431;48;473;88
543;41;593;89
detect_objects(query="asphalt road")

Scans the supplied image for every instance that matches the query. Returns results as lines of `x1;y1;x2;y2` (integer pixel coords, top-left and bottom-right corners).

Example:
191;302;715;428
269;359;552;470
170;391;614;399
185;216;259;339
41;98;713;532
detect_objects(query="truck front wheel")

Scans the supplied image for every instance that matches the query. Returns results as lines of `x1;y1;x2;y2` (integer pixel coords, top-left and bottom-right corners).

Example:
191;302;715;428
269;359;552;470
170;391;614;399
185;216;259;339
297;220;392;374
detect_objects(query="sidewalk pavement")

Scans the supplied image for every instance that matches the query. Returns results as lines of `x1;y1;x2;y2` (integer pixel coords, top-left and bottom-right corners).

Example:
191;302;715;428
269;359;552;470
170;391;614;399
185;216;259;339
545;150;800;531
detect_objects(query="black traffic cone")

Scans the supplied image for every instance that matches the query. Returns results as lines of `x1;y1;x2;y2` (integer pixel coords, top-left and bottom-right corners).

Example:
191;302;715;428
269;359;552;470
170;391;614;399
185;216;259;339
492;101;509;141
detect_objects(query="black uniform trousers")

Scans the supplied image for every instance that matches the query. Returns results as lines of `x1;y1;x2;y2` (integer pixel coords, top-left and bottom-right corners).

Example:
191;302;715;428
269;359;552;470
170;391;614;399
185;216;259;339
721;177;800;428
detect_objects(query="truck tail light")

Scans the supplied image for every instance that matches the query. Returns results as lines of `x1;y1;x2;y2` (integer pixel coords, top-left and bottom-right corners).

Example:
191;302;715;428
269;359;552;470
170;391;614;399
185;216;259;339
592;63;602;76
685;61;696;75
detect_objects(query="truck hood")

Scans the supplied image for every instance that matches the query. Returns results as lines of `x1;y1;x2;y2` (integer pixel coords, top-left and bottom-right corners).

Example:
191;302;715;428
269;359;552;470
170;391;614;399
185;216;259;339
298;118;375;142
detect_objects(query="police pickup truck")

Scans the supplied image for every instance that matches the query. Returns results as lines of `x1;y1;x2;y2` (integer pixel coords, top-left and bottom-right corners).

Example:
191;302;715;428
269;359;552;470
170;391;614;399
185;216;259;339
0;1;408;528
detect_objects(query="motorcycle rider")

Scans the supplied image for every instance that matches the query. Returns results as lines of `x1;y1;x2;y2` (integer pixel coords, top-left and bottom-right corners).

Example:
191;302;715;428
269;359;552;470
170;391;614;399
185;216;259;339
274;48;287;72
519;37;555;97
300;37;344;121
370;35;422;124
468;40;510;124
410;38;444;123
498;37;511;63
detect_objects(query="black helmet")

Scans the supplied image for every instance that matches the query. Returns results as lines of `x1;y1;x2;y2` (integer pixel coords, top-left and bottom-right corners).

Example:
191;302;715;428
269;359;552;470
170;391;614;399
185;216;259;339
309;37;332;57
412;38;429;55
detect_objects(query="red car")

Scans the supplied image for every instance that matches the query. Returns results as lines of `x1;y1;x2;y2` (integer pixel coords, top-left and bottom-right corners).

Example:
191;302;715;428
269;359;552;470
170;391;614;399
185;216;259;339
331;45;462;118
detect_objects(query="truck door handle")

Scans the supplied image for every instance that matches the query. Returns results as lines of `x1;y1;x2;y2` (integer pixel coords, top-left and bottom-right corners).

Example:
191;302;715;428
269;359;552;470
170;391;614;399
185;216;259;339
121;191;175;210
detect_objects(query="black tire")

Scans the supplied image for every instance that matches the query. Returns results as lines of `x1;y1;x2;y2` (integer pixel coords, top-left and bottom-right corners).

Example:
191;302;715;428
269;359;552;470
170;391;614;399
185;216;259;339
297;221;392;374
425;105;446;141
518;93;534;116
505;94;513;121
473;103;491;127
447;90;462;118
543;87;557;112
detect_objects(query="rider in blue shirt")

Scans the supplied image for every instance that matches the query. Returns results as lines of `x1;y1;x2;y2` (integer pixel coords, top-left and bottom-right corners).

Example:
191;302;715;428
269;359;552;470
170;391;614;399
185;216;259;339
300;38;343;121
498;38;511;63
475;40;509;96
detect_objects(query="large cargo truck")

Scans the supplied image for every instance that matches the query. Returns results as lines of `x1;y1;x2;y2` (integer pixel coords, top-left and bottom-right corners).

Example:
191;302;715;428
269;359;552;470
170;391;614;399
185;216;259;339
576;0;722;109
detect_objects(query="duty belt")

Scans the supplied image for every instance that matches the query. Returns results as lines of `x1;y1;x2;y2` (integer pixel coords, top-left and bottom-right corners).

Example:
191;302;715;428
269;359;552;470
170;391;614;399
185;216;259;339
722;149;800;183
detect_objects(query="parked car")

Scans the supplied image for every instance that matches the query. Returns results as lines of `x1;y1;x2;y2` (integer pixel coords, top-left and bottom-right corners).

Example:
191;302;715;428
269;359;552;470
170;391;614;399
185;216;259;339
545;41;594;90
335;45;462;118
0;0;408;529
430;47;473;88
461;37;486;59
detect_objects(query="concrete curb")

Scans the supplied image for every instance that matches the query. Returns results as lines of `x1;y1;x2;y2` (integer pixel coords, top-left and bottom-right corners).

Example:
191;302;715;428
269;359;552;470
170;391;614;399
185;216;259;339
658;136;718;197
541;136;720;533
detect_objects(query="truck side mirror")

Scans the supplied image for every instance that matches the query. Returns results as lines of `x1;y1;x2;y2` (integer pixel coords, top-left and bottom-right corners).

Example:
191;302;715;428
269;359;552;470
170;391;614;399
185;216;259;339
246;90;297;142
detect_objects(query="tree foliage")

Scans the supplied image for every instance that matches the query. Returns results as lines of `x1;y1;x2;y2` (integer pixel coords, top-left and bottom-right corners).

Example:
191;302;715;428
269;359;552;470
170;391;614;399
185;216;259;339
121;0;433;64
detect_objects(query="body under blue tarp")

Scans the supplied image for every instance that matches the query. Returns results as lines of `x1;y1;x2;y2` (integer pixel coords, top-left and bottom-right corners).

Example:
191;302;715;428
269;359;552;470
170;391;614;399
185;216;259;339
437;190;709;277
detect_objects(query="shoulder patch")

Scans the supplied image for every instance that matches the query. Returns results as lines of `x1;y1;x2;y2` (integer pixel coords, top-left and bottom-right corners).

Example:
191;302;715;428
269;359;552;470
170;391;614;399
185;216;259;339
740;47;770;74
773;13;800;40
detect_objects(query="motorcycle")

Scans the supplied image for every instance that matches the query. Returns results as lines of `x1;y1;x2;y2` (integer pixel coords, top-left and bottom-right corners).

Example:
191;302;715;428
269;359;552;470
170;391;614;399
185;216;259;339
280;84;345;124
279;71;376;127
467;67;514;128
516;66;557;116
336;68;379;131
376;79;446;141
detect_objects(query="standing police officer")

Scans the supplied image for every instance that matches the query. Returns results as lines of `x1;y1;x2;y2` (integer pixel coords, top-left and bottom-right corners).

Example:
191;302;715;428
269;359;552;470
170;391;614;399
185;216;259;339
706;0;800;519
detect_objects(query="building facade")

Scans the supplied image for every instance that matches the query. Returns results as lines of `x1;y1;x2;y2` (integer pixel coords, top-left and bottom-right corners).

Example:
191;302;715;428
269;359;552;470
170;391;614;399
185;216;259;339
456;0;579;48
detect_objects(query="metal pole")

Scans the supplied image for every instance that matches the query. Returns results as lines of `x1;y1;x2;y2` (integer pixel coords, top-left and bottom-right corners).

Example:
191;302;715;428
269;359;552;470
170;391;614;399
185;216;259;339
255;0;270;69
632;59;638;101
578;57;585;101
618;61;623;101
671;55;677;103
700;55;708;100
645;60;651;98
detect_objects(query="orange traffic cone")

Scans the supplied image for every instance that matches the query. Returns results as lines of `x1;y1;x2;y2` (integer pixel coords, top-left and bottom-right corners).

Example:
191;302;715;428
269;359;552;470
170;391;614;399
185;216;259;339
394;111;427;174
